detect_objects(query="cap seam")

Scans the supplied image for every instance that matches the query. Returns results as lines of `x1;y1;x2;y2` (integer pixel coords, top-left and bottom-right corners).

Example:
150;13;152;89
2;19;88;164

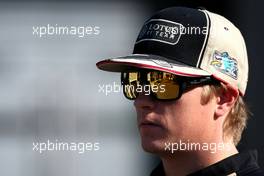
197;9;211;68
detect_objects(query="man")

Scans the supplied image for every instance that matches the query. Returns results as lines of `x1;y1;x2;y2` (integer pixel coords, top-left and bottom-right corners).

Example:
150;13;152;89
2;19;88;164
96;7;264;176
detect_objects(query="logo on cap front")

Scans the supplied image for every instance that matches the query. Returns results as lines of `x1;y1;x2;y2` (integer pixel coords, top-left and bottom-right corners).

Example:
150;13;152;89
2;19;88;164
136;19;184;45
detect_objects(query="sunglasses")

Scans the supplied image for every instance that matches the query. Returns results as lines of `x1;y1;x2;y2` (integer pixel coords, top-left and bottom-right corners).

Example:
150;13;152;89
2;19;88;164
121;70;219;101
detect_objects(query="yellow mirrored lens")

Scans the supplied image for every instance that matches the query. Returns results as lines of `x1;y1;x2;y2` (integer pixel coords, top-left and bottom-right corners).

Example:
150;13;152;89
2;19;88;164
124;72;140;99
128;72;138;82
156;82;180;99
123;71;181;100
148;71;180;99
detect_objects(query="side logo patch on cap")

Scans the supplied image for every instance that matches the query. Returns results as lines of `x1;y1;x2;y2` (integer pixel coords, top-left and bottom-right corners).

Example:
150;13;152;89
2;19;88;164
136;19;184;45
210;51;238;80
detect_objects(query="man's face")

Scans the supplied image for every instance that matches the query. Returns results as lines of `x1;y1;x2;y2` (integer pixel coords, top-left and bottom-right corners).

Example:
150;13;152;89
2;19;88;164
134;86;217;154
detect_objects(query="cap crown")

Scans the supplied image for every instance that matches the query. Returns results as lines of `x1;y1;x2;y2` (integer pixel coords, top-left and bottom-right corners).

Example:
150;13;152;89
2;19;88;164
133;7;248;95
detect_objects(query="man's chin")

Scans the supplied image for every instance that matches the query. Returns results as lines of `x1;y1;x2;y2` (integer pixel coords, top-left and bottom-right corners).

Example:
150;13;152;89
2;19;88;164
141;139;165;154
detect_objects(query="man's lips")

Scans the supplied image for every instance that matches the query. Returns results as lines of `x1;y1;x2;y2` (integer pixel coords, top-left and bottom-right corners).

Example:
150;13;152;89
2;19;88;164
139;119;164;129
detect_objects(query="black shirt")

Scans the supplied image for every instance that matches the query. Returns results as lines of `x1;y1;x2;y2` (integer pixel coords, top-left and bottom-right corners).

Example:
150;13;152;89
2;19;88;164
150;150;264;176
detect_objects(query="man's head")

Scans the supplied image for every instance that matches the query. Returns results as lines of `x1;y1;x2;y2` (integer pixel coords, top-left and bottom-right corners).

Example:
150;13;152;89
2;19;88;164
123;70;247;155
96;7;249;155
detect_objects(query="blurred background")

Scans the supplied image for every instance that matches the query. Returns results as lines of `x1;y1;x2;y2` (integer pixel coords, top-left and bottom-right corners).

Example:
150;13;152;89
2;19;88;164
0;0;263;176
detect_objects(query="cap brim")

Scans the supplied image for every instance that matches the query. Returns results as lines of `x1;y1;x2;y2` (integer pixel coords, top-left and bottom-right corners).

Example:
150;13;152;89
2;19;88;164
96;54;211;77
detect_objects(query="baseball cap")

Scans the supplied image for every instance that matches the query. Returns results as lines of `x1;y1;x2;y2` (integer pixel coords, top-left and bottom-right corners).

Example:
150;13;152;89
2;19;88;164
96;7;248;95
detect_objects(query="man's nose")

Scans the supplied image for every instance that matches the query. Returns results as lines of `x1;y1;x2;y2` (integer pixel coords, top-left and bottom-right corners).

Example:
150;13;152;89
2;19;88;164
134;92;155;110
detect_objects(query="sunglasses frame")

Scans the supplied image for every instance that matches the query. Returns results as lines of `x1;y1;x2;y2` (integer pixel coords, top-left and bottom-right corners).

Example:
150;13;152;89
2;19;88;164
121;70;220;101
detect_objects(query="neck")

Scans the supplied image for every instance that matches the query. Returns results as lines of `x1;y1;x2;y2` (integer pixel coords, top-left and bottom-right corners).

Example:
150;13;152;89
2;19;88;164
160;142;238;176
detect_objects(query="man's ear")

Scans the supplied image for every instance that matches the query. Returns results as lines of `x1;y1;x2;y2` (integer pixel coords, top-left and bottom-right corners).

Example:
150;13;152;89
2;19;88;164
214;85;239;118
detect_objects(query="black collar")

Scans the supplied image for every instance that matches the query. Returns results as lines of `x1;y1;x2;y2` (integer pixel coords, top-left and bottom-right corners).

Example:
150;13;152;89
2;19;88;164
150;150;263;176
